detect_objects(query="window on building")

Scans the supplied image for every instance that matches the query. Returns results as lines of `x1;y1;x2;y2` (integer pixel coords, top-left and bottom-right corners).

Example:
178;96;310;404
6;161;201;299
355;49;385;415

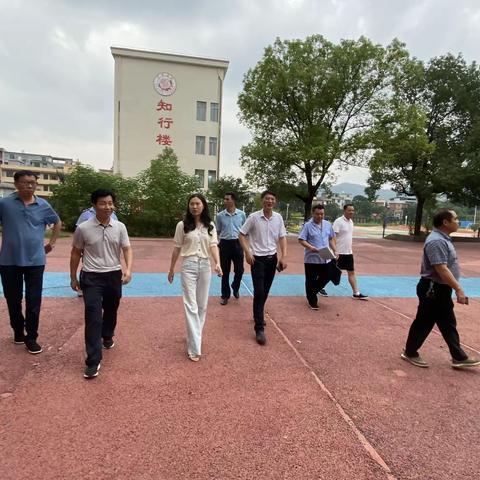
208;170;217;188
209;137;217;156
195;136;206;155
9;154;14;159
196;101;207;121
210;102;219;122
195;169;205;189
43;174;49;180
6;170;14;177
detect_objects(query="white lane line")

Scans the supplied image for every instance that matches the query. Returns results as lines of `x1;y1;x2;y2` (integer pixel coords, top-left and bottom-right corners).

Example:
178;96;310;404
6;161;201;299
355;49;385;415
240;277;397;480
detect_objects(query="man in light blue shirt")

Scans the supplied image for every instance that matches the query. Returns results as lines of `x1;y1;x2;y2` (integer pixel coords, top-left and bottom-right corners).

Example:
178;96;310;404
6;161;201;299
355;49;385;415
215;192;246;304
298;204;336;310
0;170;61;354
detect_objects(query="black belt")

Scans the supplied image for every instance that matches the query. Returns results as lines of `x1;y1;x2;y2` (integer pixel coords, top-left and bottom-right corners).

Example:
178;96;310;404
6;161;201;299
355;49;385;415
254;254;277;259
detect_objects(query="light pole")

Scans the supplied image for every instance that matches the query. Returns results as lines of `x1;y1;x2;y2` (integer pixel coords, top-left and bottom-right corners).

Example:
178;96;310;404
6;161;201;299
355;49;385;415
286;203;290;223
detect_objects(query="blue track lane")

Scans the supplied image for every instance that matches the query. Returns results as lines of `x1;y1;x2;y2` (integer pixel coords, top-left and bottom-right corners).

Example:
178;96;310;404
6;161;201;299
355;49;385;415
0;273;479;298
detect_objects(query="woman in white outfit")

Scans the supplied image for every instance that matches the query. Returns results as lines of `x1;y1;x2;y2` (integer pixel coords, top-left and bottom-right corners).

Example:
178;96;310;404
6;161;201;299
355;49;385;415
168;194;222;362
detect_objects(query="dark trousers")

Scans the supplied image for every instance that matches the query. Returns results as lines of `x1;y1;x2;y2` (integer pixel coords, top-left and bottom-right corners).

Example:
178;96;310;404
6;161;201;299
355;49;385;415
304;263;330;306
405;278;468;361
219;239;244;299
251;254;277;332
80;270;122;367
0;265;45;340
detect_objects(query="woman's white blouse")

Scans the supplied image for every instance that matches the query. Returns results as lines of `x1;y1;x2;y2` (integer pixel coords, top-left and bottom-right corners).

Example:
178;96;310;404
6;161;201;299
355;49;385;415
173;221;218;258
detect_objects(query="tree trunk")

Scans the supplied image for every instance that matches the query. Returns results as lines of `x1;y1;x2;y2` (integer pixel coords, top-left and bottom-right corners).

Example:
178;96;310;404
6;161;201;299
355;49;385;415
303;197;313;221
414;196;425;236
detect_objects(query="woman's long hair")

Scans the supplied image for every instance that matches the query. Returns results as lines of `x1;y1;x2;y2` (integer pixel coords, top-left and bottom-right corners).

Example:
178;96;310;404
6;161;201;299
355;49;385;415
183;193;214;235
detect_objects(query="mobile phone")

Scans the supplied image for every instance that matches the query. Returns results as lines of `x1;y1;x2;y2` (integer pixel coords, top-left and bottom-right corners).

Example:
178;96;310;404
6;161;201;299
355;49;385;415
276;263;284;272
465;296;469;305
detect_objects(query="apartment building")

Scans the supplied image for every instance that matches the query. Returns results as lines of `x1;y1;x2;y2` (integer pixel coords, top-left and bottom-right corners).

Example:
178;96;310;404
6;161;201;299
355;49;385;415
0;147;73;198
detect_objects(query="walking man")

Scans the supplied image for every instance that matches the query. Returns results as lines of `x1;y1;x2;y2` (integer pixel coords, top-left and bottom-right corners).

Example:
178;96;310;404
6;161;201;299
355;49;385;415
70;189;133;379
0;170;61;353
401;209;479;369
76;206;118;226
239;190;287;345
216;192;246;305
332;204;368;299
298;204;336;310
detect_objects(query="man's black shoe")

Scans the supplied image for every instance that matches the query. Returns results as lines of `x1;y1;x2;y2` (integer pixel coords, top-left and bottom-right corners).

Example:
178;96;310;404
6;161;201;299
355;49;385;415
308;303;319;310
103;338;115;349
25;339;43;354
232;289;240;299
318;289;328;297
13;332;25;344
220;297;228;305
84;363;101;379
256;331;266;345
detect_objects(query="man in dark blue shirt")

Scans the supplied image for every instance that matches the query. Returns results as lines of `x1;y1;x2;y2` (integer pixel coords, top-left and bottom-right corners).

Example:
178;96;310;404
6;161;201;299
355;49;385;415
0;170;61;354
402;209;479;369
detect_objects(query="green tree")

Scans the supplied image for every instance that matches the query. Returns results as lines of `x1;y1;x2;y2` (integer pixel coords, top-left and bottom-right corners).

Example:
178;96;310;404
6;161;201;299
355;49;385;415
133;148;198;236
207;175;251;213
352;195;373;218
50;165;137;231
238;35;406;220
367;53;480;235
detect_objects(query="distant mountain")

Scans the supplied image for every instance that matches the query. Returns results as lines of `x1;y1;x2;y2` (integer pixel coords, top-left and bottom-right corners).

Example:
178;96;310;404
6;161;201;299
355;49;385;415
330;182;396;201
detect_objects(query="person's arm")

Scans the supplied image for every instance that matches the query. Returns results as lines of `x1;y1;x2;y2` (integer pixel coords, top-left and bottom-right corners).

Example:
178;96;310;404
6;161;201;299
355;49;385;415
210;244;222;276
70;246;82;291
329;237;337;256
278;236;288;270
433;264;467;304
122;246;133;284
168;247;181;283
239;232;254;265
45;220;62;254
298;238;319;253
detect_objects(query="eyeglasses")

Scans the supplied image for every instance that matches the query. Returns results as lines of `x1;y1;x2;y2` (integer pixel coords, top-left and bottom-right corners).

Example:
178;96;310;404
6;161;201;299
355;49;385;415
17;181;38;186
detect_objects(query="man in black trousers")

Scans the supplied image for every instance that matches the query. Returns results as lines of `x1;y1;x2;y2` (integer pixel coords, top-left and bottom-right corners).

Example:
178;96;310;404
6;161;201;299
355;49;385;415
401;209;479;369
239;191;287;345
216;192;246;305
70;189;133;379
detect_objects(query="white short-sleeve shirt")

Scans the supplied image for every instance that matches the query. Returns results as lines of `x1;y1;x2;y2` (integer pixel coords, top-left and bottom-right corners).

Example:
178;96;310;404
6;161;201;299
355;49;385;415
332;216;354;255
173;221;218;259
239;210;286;256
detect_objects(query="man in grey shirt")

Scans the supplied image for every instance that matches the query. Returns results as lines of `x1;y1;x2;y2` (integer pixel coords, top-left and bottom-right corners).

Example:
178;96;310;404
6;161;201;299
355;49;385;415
70;189;133;379
401;209;479;369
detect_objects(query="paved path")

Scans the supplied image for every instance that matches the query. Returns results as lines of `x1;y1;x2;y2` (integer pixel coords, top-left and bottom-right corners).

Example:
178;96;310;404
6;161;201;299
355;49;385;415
1;237;479;479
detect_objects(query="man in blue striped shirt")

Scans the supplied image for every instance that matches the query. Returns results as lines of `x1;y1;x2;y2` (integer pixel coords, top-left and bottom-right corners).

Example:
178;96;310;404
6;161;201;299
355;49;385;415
215;192;246;305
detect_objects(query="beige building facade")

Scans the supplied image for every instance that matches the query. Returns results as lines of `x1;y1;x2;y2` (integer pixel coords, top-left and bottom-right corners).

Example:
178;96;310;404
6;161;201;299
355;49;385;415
0;147;73;198
111;47;229;188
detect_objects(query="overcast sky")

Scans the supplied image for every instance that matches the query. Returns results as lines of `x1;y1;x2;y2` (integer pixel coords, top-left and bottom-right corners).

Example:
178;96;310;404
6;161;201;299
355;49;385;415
1;0;479;185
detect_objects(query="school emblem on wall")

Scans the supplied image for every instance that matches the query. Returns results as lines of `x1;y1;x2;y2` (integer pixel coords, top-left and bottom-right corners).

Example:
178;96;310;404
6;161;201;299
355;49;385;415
153;73;177;96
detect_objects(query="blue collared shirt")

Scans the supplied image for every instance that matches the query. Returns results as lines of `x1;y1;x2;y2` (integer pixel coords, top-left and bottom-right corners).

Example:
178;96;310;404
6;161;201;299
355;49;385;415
421;229;460;283
76;207;118;226
216;208;246;240
298;219;335;264
0;193;60;266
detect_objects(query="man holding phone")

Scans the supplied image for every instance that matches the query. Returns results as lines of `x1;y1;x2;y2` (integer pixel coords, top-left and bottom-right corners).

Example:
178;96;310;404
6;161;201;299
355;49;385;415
239;190;287;345
401;209;479;369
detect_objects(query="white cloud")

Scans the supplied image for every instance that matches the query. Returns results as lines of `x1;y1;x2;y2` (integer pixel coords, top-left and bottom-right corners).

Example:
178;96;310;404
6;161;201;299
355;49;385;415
1;0;479;187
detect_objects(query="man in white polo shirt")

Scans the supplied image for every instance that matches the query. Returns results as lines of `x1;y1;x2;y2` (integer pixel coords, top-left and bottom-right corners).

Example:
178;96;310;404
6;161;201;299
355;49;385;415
70;189;133;379
239;190;287;345
332;204;368;300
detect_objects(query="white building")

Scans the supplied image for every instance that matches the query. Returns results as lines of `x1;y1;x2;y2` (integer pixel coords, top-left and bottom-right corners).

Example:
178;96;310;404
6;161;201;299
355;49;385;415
111;47;229;188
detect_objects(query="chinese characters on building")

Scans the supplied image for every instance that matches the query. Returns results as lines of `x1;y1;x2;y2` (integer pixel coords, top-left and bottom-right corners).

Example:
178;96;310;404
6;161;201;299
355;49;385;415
155;99;174;146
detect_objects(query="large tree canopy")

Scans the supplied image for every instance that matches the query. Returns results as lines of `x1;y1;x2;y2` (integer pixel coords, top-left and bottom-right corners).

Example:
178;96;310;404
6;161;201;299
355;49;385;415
238;35;406;219
366;53;480;235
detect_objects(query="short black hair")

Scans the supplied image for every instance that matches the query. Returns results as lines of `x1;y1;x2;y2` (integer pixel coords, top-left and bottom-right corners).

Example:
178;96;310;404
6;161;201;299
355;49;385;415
224;192;237;202
91;189;116;205
433;209;455;228
312;204;325;211
343;203;354;210
261;190;276;199
14;170;38;182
